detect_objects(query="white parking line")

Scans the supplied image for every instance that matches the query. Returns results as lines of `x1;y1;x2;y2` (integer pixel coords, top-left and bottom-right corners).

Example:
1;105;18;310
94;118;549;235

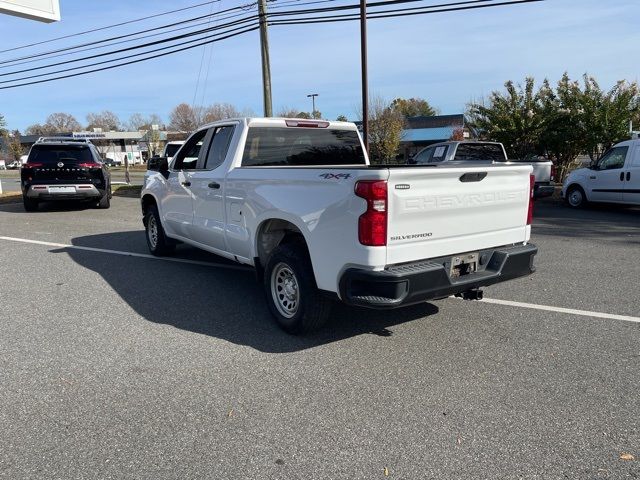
1;234;638;324
0;235;252;271
477;297;640;324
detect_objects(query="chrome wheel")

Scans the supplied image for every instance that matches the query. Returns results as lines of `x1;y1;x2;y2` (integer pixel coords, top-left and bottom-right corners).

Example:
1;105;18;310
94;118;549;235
271;262;300;319
147;215;158;249
568;188;583;207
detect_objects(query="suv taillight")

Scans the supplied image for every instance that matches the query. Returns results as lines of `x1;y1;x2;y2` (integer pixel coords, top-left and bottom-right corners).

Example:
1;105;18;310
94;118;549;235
527;174;535;225
78;162;101;169
24;162;43;168
355;180;387;246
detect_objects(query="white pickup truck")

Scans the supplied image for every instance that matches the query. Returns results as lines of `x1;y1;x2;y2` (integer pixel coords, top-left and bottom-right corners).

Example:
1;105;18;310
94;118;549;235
142;118;537;333
410;141;556;199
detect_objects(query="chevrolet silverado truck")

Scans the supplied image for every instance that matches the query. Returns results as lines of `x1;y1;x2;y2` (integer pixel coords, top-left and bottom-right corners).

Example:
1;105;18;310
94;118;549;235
410;141;555;199
142;118;537;333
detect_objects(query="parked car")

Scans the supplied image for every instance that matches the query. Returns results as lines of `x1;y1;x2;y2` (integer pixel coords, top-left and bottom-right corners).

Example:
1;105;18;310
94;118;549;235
562;138;640;208
410;141;556;199
20;137;111;211
103;157;122;167
142;118;538;333
7;160;21;169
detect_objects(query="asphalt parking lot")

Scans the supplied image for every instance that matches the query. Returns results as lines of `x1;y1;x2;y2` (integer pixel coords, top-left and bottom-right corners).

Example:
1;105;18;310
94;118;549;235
0;197;638;479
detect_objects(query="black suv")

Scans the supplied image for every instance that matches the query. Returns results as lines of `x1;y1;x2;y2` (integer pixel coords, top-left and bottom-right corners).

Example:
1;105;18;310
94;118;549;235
21;138;111;211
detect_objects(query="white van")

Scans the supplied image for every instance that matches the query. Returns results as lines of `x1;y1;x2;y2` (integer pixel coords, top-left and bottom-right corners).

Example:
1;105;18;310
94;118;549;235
563;139;640;207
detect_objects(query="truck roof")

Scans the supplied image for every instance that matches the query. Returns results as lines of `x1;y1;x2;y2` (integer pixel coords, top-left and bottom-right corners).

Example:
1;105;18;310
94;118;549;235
198;117;358;131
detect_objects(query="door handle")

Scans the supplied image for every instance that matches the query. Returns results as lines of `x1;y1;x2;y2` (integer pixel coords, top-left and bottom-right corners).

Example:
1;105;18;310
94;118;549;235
620;172;625;181
208;182;221;189
589;176;596;179
627;172;631;181
181;181;191;187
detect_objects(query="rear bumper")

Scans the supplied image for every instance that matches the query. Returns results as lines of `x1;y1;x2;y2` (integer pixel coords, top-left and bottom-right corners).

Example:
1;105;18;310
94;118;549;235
339;243;537;309
24;184;103;200
534;184;555;199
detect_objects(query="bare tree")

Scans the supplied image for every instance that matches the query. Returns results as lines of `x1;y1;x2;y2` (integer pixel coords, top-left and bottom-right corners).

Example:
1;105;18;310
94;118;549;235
169;103;200;132
128;113;165;131
25;123;54;136
358;96;405;164
45;112;82;133
86;110;121;131
276;107;300;118
6;130;24;161
202;103;241;123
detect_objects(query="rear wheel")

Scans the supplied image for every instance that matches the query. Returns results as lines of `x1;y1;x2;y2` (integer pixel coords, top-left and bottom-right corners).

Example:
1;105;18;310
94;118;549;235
23;196;38;212
263;241;332;334
97;190;111;209
145;204;175;256
566;185;587;209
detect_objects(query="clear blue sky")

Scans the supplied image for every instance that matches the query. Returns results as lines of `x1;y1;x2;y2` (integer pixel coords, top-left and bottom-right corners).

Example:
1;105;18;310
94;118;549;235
0;0;638;131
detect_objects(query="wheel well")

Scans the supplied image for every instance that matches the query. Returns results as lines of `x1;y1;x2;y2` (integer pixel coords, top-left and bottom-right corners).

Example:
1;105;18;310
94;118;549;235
256;219;306;269
567;183;587;199
141;194;157;225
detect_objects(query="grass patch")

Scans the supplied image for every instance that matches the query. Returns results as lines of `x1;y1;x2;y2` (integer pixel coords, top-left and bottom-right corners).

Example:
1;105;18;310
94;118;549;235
0;192;22;204
112;184;142;198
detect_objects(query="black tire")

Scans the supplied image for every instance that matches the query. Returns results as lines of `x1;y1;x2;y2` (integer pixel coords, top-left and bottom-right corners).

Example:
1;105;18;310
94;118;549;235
97;190;111;209
263;241;332;334
565;185;587;209
144;204;175;256
23;196;38;212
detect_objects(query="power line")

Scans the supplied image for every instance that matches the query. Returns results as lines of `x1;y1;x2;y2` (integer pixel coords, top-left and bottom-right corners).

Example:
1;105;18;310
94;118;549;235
0;26;260;90
0;0;230;55
0;4;258;67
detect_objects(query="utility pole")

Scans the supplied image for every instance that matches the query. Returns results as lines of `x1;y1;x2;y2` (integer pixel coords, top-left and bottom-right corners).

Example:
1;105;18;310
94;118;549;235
307;93;318;117
258;0;273;117
360;0;369;152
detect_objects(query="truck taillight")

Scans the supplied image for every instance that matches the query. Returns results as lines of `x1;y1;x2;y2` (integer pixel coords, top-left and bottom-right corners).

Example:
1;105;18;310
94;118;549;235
355;180;387;246
527;174;535;225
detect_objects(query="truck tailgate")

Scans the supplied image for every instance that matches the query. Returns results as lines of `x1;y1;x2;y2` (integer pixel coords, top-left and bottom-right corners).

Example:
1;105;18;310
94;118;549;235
386;165;532;265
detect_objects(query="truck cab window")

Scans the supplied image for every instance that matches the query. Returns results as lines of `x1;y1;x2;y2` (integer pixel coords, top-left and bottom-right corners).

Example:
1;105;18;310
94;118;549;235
204;126;235;170
172;129;207;170
597;146;628;170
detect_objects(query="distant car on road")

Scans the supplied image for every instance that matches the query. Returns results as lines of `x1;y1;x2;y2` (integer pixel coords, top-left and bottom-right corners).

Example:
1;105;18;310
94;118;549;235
410;141;556;199
6;160;21;169
20;137;111;211
562;138;640;208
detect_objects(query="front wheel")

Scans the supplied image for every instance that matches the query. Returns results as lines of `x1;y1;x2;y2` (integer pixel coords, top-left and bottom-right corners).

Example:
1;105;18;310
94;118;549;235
565;185;587;209
144;205;175;256
264;242;332;334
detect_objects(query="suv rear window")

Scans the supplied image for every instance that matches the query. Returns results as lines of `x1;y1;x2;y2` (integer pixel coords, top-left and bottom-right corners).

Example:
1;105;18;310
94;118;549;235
454;143;505;161
28;144;94;164
242;127;365;167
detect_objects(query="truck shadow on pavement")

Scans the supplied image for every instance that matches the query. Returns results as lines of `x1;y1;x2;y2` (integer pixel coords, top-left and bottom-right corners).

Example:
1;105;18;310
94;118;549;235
62;231;439;353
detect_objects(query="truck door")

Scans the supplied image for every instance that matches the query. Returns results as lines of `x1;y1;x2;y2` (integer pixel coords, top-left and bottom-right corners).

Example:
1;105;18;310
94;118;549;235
189;125;236;252
623;144;640;205
587;146;628;203
161;128;211;237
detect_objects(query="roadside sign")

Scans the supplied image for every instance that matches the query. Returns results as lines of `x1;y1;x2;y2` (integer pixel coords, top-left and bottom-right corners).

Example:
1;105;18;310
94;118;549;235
0;0;60;23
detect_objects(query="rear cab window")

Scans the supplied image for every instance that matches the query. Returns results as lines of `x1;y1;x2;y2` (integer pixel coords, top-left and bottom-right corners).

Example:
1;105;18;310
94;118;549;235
241;127;366;167
454;143;506;161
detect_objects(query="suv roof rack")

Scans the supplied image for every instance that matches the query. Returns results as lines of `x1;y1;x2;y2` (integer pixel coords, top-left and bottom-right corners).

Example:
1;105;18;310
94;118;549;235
36;136;93;144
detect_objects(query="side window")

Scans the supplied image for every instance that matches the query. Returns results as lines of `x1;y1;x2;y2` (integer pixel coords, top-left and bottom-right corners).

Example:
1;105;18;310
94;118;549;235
597;146;628;170
413;147;433;164
172;129;208;170
204;126;235;170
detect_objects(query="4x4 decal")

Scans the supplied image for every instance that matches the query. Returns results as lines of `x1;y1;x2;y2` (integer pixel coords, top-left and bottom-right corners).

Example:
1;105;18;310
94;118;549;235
319;173;351;180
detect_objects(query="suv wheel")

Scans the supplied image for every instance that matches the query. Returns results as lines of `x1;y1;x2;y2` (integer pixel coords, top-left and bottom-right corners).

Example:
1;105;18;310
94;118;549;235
264;241;332;334
566;185;587;209
23;196;38;212
145;205;175;256
97;190;111;209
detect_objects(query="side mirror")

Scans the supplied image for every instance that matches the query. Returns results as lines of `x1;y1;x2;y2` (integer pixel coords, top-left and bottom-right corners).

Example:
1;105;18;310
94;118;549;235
148;156;169;177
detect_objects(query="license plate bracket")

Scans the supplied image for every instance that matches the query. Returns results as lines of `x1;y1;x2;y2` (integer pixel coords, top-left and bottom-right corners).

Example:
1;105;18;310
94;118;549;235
450;252;479;279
